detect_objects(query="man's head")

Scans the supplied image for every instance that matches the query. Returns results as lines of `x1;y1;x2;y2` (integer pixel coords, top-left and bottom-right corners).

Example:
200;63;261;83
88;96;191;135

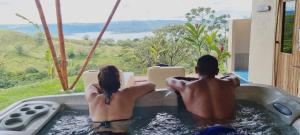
195;55;219;77
98;65;121;95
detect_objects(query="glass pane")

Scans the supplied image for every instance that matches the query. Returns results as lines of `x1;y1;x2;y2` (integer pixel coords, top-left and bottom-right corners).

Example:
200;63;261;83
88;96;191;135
281;0;296;53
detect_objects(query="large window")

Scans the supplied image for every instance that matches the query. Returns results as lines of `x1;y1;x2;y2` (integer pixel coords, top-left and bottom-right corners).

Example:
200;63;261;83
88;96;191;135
281;0;296;53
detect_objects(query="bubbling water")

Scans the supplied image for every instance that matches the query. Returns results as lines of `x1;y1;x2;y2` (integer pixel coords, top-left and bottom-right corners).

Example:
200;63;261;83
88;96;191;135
38;100;299;135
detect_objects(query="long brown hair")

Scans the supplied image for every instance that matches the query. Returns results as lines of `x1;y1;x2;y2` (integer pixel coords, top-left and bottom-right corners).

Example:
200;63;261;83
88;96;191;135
98;65;121;104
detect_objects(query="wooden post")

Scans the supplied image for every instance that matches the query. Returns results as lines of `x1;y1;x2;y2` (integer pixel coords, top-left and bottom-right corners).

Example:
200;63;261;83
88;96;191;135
35;0;121;90
55;0;68;89
35;0;67;90
70;0;121;89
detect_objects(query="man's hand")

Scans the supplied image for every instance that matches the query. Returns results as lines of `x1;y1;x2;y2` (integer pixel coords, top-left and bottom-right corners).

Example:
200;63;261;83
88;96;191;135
221;73;240;87
166;77;187;92
174;77;198;82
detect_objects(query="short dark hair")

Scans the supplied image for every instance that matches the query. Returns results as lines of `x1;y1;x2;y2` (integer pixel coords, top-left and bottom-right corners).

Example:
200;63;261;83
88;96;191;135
196;55;219;77
98;65;120;104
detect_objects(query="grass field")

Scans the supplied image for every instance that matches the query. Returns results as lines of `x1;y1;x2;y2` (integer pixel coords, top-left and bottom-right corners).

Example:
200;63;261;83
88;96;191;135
0;30;125;110
0;77;84;110
0;30;127;73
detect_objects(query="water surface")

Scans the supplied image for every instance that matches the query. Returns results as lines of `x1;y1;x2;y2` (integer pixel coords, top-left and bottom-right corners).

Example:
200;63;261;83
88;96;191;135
38;100;299;135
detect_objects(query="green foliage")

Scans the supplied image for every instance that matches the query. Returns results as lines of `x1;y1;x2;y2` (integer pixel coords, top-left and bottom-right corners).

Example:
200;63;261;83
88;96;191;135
184;23;206;56
184;7;231;73
101;39;116;46
44;50;55;79
1;6;232;91
282;14;295;53
185;7;230;31
184;23;230;74
0;69;17;88
0;69;48;89
68;64;81;76
0;53;8;68
68;50;76;59
83;34;90;40
125;25;192;70
0;77;84;110
15;46;24;55
34;32;45;46
78;49;88;58
25;67;39;74
185;7;230;43
153;25;192;66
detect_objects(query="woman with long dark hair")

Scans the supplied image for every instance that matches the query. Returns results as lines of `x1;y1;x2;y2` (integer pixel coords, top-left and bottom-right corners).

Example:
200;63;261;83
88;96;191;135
85;65;155;134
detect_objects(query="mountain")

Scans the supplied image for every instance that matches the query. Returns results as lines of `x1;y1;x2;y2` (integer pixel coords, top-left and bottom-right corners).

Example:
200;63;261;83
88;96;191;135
0;20;185;36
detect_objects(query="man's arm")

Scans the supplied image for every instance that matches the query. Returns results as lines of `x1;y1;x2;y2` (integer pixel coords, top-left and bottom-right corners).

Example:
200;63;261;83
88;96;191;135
174;77;198;81
166;77;187;92
221;73;240;87
85;84;103;103
125;82;155;99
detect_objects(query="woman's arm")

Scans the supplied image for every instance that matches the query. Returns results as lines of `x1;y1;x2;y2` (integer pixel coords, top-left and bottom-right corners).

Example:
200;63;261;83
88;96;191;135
85;83;103;102
126;82;155;99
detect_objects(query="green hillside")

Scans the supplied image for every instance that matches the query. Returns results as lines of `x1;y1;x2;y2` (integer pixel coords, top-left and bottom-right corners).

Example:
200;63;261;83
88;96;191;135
0;30;127;110
0;30;125;73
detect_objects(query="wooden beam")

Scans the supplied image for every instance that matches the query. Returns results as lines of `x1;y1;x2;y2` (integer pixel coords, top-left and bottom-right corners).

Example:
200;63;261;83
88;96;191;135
55;0;68;89
35;0;67;90
70;0;121;89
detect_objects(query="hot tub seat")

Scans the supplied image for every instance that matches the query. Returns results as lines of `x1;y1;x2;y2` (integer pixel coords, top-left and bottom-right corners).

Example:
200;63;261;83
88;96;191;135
0;101;60;135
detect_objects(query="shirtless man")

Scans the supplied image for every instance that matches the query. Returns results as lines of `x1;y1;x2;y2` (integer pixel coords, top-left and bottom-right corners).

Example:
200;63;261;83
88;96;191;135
166;55;240;124
85;65;155;134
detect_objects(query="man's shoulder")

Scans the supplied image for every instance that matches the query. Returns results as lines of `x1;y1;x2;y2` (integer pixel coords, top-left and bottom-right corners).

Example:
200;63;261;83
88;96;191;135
217;78;239;88
186;79;201;86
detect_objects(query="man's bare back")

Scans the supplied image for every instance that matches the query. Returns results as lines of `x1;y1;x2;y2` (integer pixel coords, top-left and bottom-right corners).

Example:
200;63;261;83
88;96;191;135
166;55;240;125
167;75;239;124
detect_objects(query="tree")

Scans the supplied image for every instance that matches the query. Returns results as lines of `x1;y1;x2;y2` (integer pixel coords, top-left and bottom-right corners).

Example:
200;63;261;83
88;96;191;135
25;67;39;74
101;39;115;46
127;25;192;71
184;23;207;56
83;34;90;40
153;25;192;66
184;22;230;73
185;7;230;42
68;50;76;59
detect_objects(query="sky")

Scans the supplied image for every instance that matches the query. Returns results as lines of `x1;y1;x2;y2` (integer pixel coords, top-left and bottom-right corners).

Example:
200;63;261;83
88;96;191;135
0;0;252;24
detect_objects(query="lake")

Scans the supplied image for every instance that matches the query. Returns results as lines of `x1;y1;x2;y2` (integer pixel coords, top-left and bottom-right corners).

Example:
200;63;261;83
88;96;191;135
64;31;154;40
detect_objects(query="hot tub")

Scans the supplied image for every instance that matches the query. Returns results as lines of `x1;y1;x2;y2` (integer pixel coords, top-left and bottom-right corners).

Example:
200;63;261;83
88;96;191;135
0;84;300;135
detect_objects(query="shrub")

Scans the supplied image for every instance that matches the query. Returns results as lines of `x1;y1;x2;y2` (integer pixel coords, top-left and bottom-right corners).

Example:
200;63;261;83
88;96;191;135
68;64;81;76
87;64;98;71
78;49;88;58
0;69;18;88
15;46;24;55
25;67;39;74
68;50;76;59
